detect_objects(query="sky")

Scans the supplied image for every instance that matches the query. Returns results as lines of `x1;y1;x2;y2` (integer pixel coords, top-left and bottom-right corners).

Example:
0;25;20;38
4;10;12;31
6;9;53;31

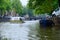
20;0;28;6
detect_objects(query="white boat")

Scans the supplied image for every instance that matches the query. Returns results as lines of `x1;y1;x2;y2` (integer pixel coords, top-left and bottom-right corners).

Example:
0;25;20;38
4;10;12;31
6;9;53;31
10;17;20;21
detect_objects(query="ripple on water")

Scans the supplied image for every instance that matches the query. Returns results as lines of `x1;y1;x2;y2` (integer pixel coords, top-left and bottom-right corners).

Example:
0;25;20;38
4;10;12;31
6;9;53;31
0;20;40;40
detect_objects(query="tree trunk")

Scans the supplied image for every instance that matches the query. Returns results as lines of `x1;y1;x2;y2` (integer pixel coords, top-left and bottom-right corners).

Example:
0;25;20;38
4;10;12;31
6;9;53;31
0;9;2;16
58;0;60;7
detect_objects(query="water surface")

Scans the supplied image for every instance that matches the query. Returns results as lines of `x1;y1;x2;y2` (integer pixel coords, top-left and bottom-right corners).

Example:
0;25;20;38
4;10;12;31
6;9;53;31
0;20;60;40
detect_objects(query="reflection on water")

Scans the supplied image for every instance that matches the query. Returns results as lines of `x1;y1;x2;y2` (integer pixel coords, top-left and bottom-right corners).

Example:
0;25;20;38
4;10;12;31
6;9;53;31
39;28;60;40
0;20;60;40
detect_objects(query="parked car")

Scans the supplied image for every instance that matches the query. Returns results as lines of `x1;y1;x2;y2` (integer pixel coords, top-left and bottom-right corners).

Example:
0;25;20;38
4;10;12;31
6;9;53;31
0;16;3;19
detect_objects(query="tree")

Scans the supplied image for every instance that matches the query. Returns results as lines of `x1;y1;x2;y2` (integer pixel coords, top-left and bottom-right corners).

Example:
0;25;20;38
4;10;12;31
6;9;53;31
0;0;23;16
58;0;60;7
0;0;12;15
28;0;58;15
11;0;23;15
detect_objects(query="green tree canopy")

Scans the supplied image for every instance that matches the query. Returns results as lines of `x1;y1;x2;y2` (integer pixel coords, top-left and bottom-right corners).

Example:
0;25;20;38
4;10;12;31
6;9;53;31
0;0;11;15
11;0;22;14
0;0;23;16
28;0;58;15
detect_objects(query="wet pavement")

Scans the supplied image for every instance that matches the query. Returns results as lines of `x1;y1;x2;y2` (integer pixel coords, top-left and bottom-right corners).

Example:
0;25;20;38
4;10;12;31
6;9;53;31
0;20;60;40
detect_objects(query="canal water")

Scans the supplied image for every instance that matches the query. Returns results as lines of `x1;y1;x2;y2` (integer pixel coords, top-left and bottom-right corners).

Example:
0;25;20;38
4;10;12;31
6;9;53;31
0;20;60;40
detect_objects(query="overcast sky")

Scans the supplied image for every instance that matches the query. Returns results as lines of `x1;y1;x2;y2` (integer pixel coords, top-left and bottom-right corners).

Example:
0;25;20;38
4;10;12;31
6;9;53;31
20;0;28;6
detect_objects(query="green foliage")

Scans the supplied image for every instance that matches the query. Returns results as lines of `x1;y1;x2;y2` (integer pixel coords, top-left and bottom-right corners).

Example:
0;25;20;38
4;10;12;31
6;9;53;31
0;0;12;15
28;0;58;15
0;0;23;15
21;7;34;16
11;0;22;14
0;0;59;16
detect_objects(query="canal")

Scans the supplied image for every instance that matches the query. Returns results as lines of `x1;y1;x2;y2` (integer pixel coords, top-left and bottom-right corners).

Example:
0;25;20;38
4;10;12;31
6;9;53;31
0;20;60;40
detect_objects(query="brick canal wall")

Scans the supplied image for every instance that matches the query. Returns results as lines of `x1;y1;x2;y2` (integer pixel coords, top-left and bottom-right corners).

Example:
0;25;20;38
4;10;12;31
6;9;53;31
52;16;60;27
